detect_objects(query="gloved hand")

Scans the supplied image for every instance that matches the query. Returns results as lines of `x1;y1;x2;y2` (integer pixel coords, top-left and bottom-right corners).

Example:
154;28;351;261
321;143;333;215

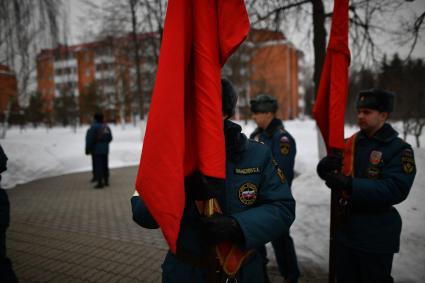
199;213;243;245
317;154;343;180
185;171;225;201
324;173;353;193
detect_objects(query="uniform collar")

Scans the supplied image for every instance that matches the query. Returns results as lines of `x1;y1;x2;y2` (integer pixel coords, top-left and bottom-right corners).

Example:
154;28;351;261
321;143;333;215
224;120;247;162
252;118;284;138
358;123;398;143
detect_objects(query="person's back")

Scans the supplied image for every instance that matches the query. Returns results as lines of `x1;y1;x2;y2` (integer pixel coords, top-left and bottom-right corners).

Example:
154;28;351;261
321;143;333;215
86;121;112;156
85;113;113;188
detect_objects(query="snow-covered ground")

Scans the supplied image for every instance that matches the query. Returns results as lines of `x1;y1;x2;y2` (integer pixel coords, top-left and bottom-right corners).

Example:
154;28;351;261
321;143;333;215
0;119;423;282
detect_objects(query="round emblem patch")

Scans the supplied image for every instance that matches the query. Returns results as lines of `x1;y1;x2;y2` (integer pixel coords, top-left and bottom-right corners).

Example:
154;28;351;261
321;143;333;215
238;183;258;206
280;142;290;155
369;150;382;165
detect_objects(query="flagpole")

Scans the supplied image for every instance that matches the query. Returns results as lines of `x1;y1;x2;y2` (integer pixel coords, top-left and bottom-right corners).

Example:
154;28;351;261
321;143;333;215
329;189;338;283
204;199;218;283
329;147;345;283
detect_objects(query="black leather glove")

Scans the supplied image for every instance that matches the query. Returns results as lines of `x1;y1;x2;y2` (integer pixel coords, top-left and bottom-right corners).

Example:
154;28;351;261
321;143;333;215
199;213;243;245
317;154;343;180
184;171;225;201
325;173;353;193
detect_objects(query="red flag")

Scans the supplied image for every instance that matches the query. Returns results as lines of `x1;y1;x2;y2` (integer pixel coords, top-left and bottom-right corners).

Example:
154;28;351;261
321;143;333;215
313;0;351;152
135;0;249;254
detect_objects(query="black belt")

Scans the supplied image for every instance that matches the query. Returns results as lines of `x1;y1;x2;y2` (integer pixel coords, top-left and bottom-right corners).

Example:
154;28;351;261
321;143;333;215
351;206;392;214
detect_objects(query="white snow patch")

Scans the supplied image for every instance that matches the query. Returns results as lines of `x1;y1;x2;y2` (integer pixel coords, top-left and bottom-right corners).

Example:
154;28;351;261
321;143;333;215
1;119;424;282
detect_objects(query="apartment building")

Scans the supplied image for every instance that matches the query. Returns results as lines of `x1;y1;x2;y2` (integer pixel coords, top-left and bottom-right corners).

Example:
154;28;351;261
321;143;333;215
37;29;299;123
0;65;18;122
36;34;156;123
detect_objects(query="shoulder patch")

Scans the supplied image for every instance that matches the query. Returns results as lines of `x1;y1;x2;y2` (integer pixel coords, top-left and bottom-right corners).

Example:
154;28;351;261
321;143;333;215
401;148;415;174
271;159;286;183
280;137;291;155
277;167;286;183
238;183;258;206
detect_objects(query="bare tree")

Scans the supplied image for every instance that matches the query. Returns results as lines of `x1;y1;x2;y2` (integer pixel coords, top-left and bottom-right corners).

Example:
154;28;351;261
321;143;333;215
0;0;64;137
80;0;166;121
247;0;425;113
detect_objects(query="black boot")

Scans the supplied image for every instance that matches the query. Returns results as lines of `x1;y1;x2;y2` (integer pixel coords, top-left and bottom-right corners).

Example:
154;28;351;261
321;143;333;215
94;182;104;189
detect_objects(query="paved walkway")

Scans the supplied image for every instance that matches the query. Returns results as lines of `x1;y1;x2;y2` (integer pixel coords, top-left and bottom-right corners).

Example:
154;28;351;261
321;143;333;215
6;167;327;283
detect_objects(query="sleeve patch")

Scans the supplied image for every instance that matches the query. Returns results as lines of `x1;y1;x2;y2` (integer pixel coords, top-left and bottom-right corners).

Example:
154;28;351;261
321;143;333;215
401;148;415;174
280;138;291;155
277;167;286;184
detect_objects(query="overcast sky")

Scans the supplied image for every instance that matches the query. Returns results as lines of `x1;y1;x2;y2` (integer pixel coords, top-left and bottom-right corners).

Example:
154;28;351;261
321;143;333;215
66;0;425;65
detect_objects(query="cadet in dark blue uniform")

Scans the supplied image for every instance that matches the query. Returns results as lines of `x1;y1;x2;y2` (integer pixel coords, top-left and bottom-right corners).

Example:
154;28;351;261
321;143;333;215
0;146;18;282
131;79;296;283
85;113;113;188
317;89;416;283
249;95;300;283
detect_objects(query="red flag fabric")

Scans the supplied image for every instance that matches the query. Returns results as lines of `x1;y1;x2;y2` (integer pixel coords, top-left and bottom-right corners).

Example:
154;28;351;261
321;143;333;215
313;0;351;152
135;0;249;254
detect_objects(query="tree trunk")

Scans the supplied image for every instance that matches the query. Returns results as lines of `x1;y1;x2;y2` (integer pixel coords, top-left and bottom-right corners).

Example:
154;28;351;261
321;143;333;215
414;121;424;148
312;0;327;99
312;0;328;159
130;0;145;120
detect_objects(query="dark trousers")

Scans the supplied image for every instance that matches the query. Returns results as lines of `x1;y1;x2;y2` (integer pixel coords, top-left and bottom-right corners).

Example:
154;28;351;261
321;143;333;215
272;233;300;281
93;154;109;184
91;154;95;179
336;243;394;283
0;230;5;258
259;232;300;282
0;230;18;283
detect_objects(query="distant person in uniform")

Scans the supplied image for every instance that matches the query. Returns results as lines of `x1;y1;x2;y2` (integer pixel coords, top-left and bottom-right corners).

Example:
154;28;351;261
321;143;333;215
250;95;300;283
0;145;19;283
85;127;96;183
131;78;296;283
85;113;113;189
317;89;417;283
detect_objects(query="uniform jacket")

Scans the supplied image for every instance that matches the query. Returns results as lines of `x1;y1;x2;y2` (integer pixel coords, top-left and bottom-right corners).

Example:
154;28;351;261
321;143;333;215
0;146;9;230
85;122;113;155
337;123;416;253
250;118;296;188
0;189;9;230
131;120;295;283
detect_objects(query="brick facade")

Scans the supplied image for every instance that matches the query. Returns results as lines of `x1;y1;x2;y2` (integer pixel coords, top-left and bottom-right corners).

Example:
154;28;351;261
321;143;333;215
0;65;18;120
249;29;300;120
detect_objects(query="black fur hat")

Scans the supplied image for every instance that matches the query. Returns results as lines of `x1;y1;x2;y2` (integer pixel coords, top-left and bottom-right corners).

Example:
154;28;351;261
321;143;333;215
356;88;395;113
222;78;238;118
250;94;278;113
